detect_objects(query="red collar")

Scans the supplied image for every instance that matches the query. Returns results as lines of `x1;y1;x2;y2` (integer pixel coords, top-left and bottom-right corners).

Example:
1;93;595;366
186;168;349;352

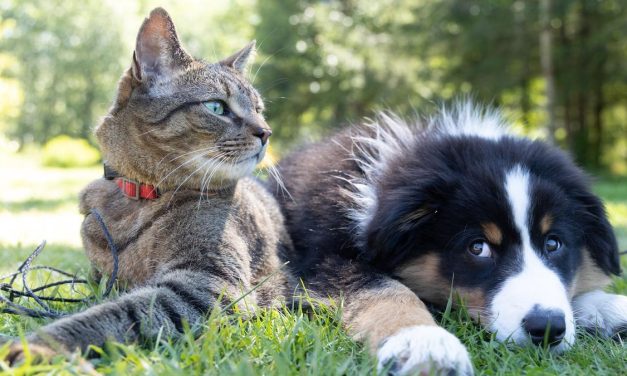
103;163;232;200
104;163;159;200
115;177;160;200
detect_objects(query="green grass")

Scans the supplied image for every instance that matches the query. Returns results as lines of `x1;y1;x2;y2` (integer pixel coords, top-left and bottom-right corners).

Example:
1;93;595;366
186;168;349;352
0;150;626;375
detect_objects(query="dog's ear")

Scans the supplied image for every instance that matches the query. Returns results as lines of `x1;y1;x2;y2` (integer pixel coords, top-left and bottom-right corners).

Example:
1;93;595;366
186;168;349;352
535;143;621;277
576;191;621;276
363;175;453;270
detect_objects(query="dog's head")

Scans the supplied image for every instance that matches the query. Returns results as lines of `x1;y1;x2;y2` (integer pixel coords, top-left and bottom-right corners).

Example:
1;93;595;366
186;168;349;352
350;104;620;350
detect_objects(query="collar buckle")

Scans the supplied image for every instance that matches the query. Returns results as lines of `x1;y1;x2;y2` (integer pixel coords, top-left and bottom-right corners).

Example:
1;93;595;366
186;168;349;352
118;177;140;200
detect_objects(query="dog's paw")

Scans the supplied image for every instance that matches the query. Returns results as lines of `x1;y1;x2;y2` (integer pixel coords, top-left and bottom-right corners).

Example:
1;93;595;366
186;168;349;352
377;325;473;375
5;342;58;365
573;290;627;337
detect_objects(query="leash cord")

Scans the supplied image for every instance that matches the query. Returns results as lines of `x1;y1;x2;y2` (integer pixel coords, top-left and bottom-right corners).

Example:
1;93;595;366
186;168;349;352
0;209;119;318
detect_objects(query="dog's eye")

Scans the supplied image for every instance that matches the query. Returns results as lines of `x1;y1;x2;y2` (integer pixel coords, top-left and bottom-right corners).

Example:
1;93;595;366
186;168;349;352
544;235;562;252
468;240;492;258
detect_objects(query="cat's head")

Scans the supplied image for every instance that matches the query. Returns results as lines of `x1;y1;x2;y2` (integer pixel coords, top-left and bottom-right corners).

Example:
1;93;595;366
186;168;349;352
96;7;269;191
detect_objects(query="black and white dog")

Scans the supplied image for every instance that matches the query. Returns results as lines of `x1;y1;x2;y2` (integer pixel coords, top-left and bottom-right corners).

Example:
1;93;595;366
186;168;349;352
272;102;626;375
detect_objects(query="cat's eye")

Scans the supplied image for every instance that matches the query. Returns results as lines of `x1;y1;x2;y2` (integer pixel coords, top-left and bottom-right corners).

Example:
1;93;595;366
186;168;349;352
544;235;562;252
203;100;228;116
468;239;492;258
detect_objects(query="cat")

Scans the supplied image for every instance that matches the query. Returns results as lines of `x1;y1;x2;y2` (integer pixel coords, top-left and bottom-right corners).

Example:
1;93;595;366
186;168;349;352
5;7;291;363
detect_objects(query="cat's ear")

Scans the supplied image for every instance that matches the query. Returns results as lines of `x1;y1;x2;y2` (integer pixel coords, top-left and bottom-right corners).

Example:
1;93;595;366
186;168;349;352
220;40;256;73
132;7;192;83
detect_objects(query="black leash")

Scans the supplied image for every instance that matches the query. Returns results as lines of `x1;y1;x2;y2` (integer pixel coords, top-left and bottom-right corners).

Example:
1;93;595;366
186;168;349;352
89;208;119;298
0;209;119;318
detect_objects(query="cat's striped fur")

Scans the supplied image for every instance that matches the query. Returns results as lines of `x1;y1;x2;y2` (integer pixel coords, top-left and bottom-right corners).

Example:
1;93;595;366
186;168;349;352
6;8;291;362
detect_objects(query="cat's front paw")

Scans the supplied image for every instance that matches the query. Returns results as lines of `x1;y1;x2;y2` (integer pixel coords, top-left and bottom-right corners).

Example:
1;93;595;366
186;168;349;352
377;325;473;376
5;342;58;365
573;290;627;337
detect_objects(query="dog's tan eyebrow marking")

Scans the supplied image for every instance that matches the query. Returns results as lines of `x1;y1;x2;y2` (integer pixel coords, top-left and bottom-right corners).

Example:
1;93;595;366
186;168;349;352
540;214;553;235
396;254;451;306
482;222;503;245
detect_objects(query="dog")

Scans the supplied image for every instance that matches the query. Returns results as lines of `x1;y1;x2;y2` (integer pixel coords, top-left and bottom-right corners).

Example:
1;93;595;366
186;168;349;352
271;102;626;375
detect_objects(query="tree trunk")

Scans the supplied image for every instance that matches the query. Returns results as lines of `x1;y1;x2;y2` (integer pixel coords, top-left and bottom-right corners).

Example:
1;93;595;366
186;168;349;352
574;0;592;167
539;0;557;143
515;0;530;126
592;79;604;169
558;19;574;152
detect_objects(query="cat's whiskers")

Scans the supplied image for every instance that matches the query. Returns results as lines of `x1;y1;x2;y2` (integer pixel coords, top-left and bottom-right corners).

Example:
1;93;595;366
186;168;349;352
154;151;213;191
220;153;247;188
269;164;292;200
195;157;219;209
157;145;222;167
197;153;229;208
251;53;274;85
261;153;292;200
260;78;289;93
206;154;230;190
168;154;223;206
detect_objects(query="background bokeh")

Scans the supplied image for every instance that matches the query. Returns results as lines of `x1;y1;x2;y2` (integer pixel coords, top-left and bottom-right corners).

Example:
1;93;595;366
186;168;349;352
1;0;626;172
0;0;626;249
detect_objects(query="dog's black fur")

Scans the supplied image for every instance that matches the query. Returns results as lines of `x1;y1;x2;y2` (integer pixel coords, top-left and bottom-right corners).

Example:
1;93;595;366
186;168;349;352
273;124;620;292
269;105;623;374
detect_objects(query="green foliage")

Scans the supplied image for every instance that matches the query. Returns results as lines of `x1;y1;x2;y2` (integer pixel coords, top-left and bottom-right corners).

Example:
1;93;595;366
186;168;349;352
41;135;100;168
252;0;627;171
0;0;125;145
1;0;626;171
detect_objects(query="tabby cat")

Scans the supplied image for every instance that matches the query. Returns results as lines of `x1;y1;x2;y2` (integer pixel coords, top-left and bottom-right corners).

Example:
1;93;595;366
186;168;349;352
6;7;291;362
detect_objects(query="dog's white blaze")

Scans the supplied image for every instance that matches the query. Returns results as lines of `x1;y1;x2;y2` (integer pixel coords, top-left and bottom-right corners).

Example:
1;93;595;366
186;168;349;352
489;167;574;351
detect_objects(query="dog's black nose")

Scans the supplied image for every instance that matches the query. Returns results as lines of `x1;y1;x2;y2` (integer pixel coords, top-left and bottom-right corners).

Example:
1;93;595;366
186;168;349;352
253;127;272;145
522;308;566;346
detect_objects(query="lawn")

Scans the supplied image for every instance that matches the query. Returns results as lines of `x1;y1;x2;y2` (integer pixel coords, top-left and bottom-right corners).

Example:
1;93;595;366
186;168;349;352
0;150;626;375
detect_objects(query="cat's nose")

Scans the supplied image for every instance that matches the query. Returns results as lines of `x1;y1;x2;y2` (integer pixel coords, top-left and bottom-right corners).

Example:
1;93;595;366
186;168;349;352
253;127;272;145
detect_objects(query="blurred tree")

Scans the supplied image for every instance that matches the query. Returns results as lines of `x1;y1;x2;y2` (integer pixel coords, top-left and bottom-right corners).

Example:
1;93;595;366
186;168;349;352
552;0;627;169
0;0;625;172
255;0;441;144
420;0;627;170
540;0;557;142
0;0;124;147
